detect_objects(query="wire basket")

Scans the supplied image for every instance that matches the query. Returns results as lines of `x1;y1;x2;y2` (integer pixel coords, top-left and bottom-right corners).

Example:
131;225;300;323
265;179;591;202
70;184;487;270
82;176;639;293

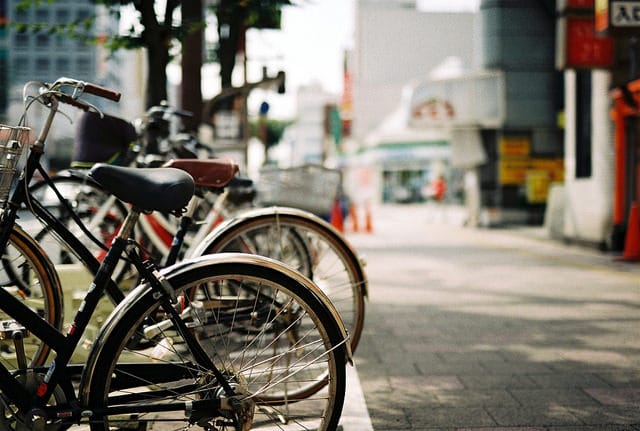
257;164;341;216
0;124;30;204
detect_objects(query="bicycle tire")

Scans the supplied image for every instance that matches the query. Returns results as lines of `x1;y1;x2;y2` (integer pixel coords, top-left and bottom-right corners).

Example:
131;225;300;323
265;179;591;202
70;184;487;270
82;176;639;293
190;206;367;354
0;225;63;368
82;254;348;431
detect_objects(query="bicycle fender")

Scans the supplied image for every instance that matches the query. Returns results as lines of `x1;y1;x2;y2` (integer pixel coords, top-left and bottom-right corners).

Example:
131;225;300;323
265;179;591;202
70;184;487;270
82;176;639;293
80;253;352;402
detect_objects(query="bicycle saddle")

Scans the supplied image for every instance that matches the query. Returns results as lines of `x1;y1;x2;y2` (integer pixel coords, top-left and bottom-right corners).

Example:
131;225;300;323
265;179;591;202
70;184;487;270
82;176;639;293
88;163;195;214
162;158;239;189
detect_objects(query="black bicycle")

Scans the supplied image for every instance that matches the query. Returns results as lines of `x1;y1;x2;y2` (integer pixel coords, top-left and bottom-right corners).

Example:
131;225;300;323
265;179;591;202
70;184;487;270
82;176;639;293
0;77;349;431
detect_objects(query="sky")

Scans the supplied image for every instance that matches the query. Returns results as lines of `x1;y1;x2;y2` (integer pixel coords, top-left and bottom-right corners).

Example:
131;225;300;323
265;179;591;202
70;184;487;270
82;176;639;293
235;0;481;118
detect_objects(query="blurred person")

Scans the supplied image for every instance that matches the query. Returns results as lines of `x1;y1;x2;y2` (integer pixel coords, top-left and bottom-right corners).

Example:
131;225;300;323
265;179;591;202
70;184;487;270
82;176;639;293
424;173;448;222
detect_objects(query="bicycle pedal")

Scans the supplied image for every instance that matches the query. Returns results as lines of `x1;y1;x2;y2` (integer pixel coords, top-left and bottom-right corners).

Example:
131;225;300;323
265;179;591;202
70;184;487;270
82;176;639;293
0;320;29;340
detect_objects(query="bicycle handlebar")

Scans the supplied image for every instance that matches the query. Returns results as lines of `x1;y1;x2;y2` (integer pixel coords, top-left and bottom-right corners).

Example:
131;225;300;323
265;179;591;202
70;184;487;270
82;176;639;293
145;104;193;120
48;77;121;104
57;93;92;111
82;82;121;102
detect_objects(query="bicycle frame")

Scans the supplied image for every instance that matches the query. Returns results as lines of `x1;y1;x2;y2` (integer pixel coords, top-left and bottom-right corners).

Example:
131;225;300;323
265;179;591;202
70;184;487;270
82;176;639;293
24;183;127;303
138;188;232;258
0;88;222;418
0;206;231;422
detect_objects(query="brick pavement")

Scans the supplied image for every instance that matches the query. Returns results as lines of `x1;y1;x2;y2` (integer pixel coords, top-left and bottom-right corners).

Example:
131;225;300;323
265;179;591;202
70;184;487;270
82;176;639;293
345;204;640;431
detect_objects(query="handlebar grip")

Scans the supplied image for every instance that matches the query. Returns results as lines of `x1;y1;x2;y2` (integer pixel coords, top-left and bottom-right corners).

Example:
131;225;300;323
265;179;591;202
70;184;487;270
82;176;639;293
173;109;193;119
83;82;121;102
57;93;92;111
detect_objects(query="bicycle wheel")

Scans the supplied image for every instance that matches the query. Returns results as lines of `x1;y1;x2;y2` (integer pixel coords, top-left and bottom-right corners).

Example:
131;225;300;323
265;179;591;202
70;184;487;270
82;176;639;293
0;225;63;368
83;254;348;431
191;207;367;354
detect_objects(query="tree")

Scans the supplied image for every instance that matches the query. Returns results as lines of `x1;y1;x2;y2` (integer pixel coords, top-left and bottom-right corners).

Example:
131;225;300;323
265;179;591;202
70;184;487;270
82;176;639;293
181;0;203;131
99;0;181;109
210;0;291;108
12;0;291;124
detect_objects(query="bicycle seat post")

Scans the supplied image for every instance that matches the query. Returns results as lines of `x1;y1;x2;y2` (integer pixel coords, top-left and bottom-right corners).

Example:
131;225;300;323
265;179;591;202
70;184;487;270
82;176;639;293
117;207;141;242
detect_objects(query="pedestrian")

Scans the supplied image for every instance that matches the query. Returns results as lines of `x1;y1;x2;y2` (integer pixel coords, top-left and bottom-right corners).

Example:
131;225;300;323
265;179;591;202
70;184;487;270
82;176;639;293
429;174;447;202
424;174;447;222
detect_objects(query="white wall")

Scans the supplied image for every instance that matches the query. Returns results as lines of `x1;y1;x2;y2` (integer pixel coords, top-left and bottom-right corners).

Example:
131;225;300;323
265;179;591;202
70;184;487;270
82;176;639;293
562;69;614;245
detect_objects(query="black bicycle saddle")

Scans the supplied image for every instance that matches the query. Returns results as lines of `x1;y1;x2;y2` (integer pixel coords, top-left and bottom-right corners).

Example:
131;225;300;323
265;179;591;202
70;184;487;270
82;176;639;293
88;163;195;214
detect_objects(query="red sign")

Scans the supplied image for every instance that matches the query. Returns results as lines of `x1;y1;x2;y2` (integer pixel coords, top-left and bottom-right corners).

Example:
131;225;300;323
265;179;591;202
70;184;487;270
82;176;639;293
565;17;615;68
567;0;594;7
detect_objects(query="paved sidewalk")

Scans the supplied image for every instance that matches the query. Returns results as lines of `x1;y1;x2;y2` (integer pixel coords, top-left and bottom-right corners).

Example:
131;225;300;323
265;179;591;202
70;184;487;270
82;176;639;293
345;204;640;430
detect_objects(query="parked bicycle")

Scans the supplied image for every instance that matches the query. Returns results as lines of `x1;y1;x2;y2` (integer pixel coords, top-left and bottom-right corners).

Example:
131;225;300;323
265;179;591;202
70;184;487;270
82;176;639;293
0;77;350;430
27;104;367;354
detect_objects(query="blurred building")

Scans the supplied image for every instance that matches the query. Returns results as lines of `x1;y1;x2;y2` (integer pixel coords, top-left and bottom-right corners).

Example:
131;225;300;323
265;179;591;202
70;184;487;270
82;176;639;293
347;0;477;205
346;0;639;251
1;1;144;169
6;1;97;99
347;1;561;221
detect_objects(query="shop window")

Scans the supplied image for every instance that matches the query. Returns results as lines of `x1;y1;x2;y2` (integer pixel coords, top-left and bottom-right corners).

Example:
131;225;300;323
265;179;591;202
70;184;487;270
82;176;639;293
576;70;592;178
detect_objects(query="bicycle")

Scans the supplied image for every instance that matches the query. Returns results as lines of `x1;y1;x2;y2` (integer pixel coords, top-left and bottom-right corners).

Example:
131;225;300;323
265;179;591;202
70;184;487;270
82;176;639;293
30;163;367;357
0;77;350;430
27;108;367;355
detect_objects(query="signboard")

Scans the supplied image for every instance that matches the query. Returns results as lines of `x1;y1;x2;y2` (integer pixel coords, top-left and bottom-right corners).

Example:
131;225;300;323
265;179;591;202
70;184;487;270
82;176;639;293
558;16;615;68
526;171;551;203
595;0;640;35
611;1;640;26
499;159;530;185
498;137;530;157
499;157;564;190
567;0;594;8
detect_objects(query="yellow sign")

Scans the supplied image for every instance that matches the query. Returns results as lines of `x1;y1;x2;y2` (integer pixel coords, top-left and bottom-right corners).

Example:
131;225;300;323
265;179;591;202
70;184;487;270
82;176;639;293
499;137;530;157
526;170;551;204
499;159;530;185
531;158;564;182
499;158;564;190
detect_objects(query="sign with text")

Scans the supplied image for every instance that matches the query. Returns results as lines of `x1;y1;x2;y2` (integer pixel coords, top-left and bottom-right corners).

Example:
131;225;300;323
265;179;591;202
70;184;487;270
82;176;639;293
611;1;640;25
557;16;615;68
595;0;640;35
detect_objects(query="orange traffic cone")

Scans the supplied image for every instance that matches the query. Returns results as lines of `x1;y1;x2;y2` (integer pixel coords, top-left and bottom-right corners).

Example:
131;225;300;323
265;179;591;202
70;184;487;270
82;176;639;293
349;203;359;233
364;203;373;234
330;199;344;232
621;202;640;261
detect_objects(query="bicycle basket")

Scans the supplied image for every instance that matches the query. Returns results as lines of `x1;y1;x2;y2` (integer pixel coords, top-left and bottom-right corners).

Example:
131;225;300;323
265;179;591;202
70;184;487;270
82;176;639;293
257;164;341;216
0;124;30;204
